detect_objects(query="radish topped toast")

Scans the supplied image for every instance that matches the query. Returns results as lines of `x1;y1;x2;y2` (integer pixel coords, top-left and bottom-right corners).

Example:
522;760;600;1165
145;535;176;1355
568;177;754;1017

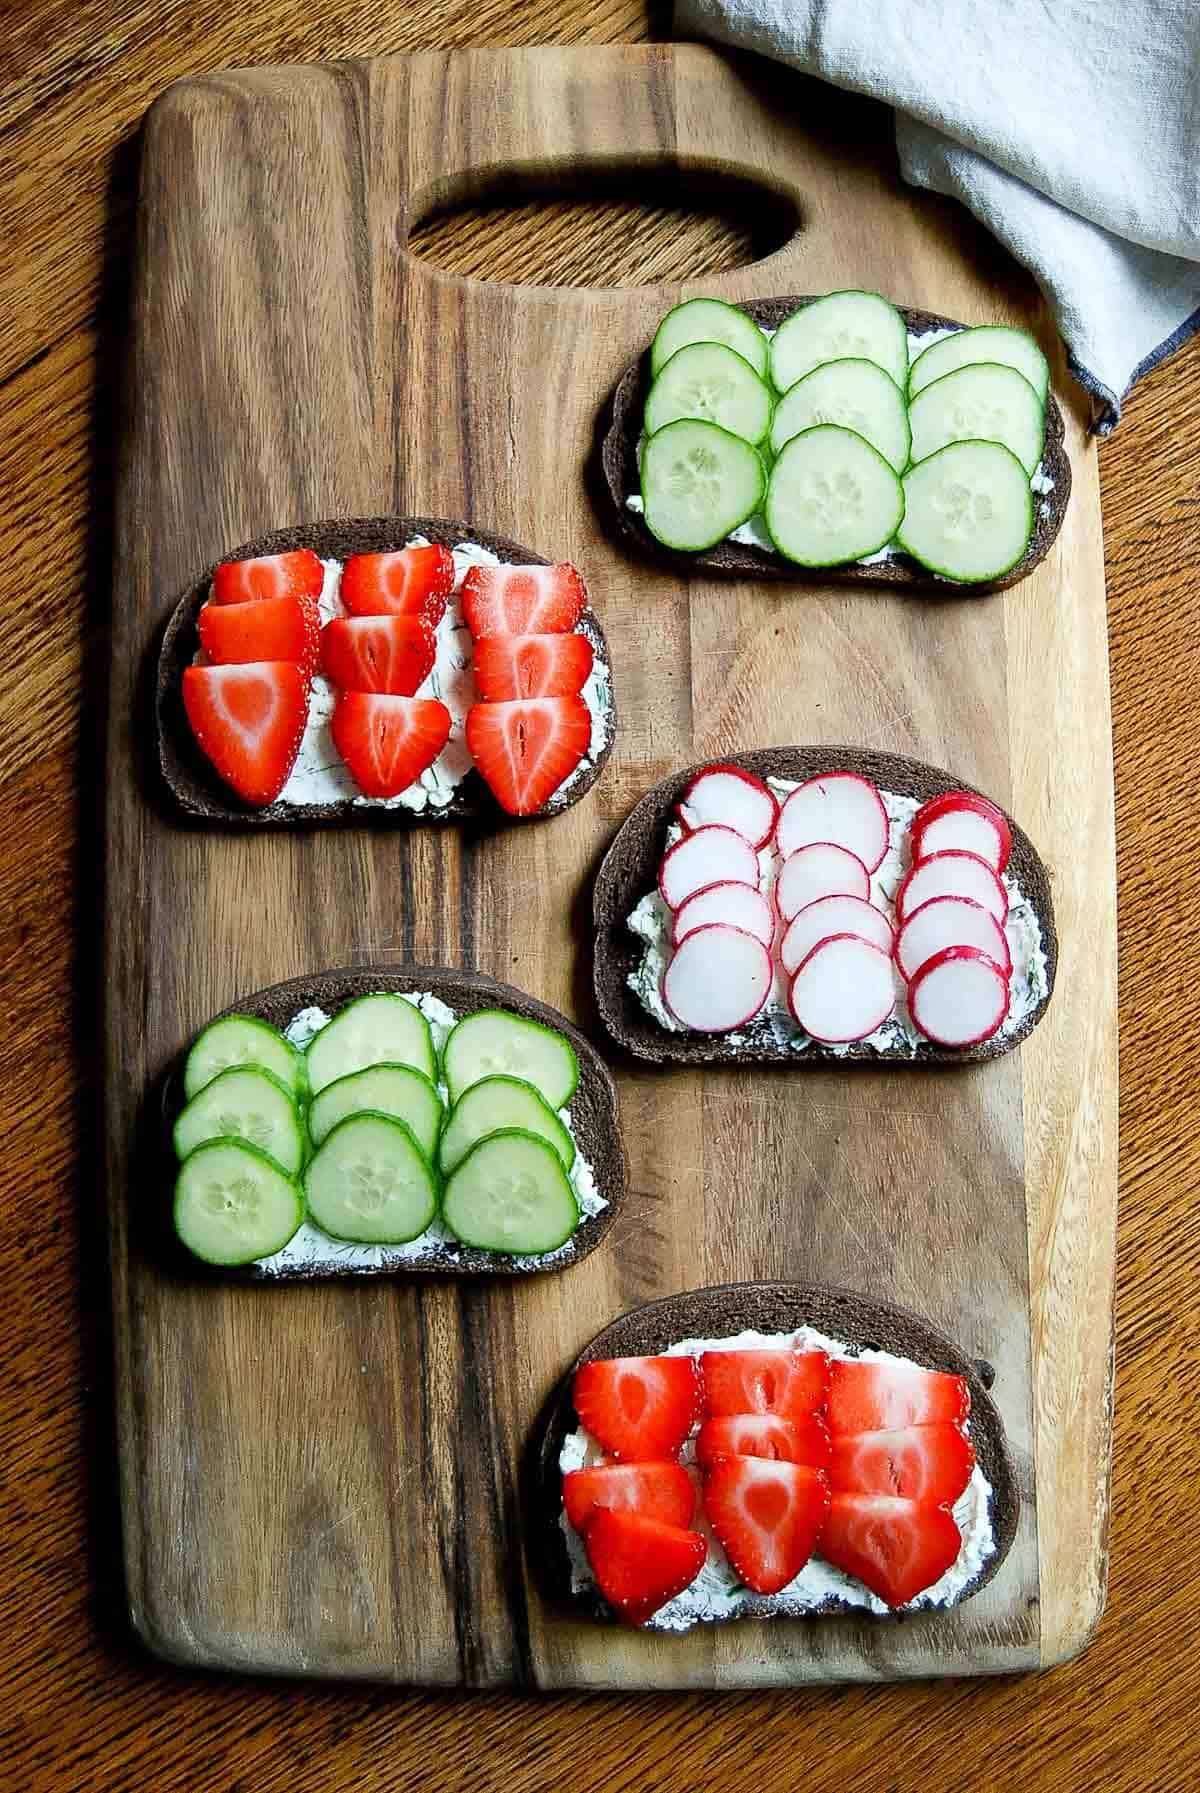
530;1282;1017;1630
157;517;615;825
601;294;1070;591
593;747;1056;1065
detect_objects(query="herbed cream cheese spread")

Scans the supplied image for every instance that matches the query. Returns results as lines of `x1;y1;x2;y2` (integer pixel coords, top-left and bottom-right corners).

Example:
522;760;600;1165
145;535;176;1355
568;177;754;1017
558;1322;996;1630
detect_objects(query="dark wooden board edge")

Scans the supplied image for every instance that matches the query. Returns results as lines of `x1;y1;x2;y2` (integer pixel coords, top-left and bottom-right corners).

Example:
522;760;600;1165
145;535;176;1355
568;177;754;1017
599;299;1071;591
592;745;1057;1067
155;516;616;827
526;1279;1018;1628
159;965;628;1280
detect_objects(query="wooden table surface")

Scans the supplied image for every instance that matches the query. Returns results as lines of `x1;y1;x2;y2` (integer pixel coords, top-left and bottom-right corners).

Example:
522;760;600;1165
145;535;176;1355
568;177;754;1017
2;3;1196;1787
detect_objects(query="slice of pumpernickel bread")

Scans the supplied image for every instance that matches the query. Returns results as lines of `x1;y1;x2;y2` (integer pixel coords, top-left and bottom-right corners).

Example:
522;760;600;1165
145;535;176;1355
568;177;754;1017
593;745;1057;1067
527;1279;1018;1627
160;965;627;1281
600;298;1070;591
156;516;616;827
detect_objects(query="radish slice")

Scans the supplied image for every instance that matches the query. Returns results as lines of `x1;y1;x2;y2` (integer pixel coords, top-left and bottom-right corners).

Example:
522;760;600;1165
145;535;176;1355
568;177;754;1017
663;924;773;1033
781;895;895;976
775;842;870;921
895;895;1012;983
678;765;779;849
673;880;775;949
659;825;760;910
912;806;1004;872
776;772;889;872
895;850;1008;925
913;791;1012;873
787;934;897;1042
908;945;1010;1046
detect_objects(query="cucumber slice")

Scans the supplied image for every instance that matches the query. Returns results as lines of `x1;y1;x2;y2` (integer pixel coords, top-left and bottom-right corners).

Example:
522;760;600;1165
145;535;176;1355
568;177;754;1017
897;439;1034;582
174;1066;305;1175
183;1014;304;1102
441;1129;579;1255
174;1138;303;1266
769;291;908;394
304;993;435;1095
308;1062;443;1158
770;358;910;472
764;425;905;566
908;362;1044;477
650;298;768;380
909;325;1049;404
439;1075;574;1178
442;1007;579;1109
645;342;773;447
640;419;766;552
302;1112;438;1245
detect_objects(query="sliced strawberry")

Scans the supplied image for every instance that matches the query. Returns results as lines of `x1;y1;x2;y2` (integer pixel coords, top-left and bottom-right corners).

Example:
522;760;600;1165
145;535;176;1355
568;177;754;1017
583;1509;706;1626
563;1461;695;1534
211;549;323;606
696;1412;831;1471
461;562;586;638
472;632;594;701
320;615;436;695
340;546;454;624
829;1423;975;1504
819;1494;962;1607
182;662;308;806
701;1458;829;1595
826;1359;970;1435
700;1349;830;1422
572;1355;700;1461
197;593;319;675
330;693;451;799
465;695;590;817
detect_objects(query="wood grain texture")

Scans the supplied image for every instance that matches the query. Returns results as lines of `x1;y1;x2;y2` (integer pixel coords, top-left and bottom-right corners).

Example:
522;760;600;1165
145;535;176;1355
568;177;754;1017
1;0;1193;1786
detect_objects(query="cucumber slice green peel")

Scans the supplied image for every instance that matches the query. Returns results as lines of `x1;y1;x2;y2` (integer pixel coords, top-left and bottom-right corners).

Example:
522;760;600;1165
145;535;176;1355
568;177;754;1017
764;424;905;567
644;341;773;447
303;1111;439;1246
442;1008;580;1110
308;1062;443;1158
909;324;1049;403
174;1138;304;1267
305;993;436;1095
183;1013;305;1102
907;361;1044;477
650;297;768;379
768;290;908;394
441;1128;580;1255
174;1065;305;1176
439;1075;574;1177
770;357;910;473
897;438;1034;583
639;418;766;553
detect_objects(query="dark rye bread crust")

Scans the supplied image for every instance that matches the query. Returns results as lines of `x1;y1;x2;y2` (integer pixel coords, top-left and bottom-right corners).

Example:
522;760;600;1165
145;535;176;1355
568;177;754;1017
155;516;616;827
593;746;1057;1067
164;965;627;1281
529;1280;1018;1628
600;298;1071;591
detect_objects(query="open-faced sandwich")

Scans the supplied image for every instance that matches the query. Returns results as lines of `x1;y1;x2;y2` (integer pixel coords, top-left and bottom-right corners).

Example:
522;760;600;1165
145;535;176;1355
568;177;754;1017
157;517;615;823
602;291;1070;589
594;748;1056;1064
167;967;626;1278
532;1282;1016;1629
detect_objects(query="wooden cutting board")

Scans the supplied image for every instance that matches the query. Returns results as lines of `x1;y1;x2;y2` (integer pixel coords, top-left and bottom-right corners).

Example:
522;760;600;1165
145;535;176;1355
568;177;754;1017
106;43;1116;1687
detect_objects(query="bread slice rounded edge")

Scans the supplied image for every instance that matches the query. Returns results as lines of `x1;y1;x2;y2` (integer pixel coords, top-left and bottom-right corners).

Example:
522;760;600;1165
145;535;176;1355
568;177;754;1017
600;298;1071;590
160;964;627;1280
155;515;617;827
527;1279;1019;1629
592;744;1057;1067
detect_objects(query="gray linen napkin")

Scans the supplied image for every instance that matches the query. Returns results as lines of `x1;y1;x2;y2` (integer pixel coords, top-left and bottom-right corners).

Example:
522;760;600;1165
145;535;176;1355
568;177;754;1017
675;0;1200;430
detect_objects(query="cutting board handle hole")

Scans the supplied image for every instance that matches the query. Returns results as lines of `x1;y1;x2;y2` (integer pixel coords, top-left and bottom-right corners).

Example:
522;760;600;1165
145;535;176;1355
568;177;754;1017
407;162;802;288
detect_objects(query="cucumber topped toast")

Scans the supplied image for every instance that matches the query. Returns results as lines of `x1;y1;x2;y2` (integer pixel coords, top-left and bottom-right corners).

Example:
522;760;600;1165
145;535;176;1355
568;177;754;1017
602;293;1069;590
169;967;626;1278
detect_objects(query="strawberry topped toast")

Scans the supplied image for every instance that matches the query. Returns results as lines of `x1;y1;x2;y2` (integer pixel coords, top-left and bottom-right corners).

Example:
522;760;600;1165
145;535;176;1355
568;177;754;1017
158;517;614;825
533;1282;1017;1630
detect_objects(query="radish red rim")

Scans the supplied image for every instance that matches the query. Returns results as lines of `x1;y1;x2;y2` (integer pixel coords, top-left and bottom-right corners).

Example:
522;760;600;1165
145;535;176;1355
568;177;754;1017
897;894;1014;983
907;945;1012;1048
676;764;780;849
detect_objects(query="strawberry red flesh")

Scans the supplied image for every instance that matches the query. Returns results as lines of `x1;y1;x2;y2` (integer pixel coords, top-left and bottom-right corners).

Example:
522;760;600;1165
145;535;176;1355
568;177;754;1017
563;1461;695;1534
572;1355;700;1461
695;1411;831;1471
182;662;308;806
320;615;436;695
330;692;451;799
819;1494;962;1607
198;593;319;675
465;695;590;816
829;1422;975;1504
212;549;323;605
583;1510;706;1626
340;546;454;622
700;1348;830;1422
472;632;594;701
826;1359;970;1435
701;1458;830;1595
461;562;586;638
